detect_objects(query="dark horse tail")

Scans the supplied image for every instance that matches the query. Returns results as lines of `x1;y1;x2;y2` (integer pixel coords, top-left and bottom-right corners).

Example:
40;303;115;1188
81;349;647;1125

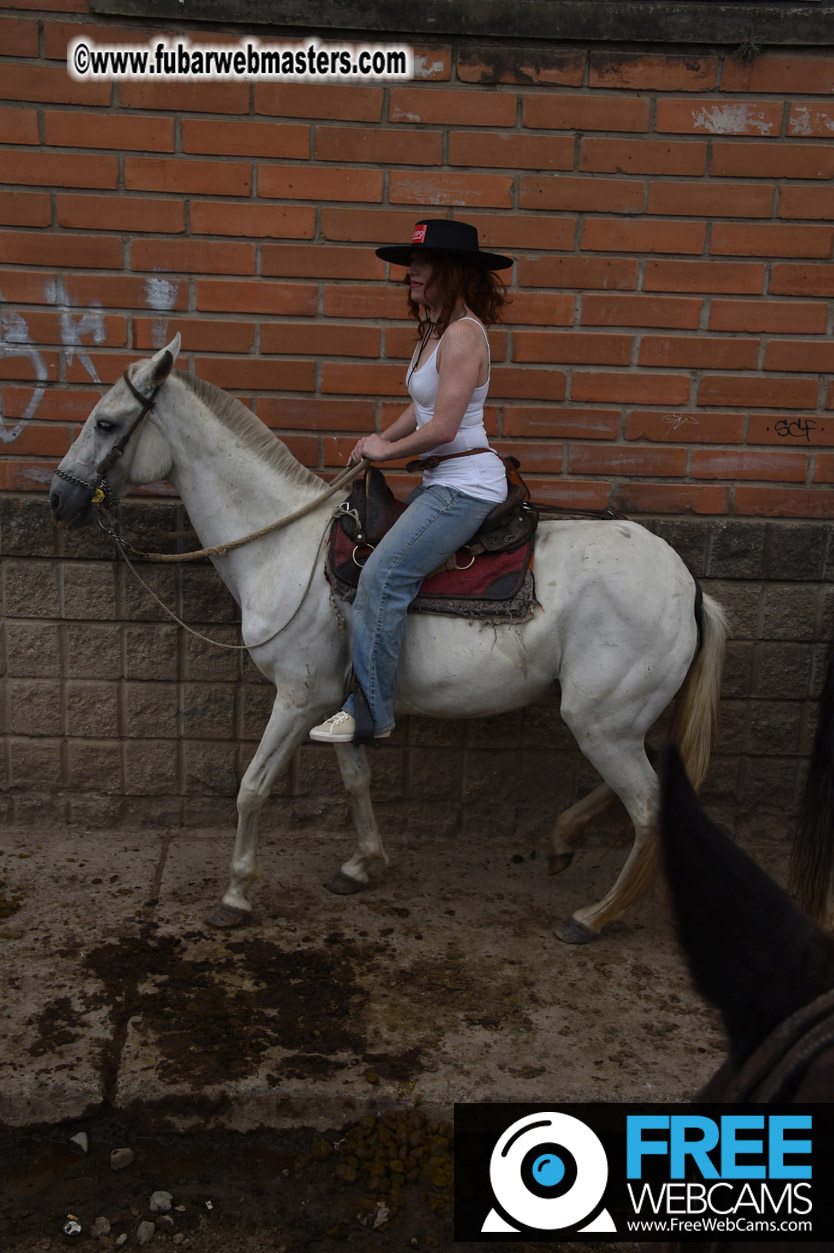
790;632;834;925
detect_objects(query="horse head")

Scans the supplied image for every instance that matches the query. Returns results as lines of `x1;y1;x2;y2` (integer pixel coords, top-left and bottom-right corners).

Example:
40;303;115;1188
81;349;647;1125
50;333;181;527
660;745;834;1102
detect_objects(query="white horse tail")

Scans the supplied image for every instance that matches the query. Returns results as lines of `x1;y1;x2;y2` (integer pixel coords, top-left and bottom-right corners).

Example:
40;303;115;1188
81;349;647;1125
789;634;834;926
666;590;728;793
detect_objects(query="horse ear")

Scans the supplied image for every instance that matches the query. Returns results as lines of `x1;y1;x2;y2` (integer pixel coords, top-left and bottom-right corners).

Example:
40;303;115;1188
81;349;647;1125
660;744;834;1065
145;333;181;389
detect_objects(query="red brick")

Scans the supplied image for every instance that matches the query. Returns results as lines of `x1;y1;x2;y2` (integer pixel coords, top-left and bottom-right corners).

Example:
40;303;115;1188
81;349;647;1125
389;171;513;208
259;165;383;203
0;14;39;54
134;318;255;353
390;87;515;126
320;207;436;245
262;245;383;281
1;150;118;189
711;141;834;181
764;341;834;373
261;322;380;357
490;367;567;401
770;265;834;298
647;181;774;218
195;357;315;393
570;445;687;476
523;94;649;132
698;376;818;409
0;63;110;106
196;280;317;317
119;80;248;114
529;479;613;511
457;48;584;86
323;285;410;320
779;186;834;221
43;17;143;56
513;331;631;366
1;460;62;493
814;454;834;483
62;274;188;311
0;106;39;144
504;407;618;440
64;352;142;384
0;273;60;304
644;260;765;294
788;103;834;138
190;202;314;239
613;483;729;514
181;118;309;159
0;232;121;269
56;193;184;233
638;335;758;370
590;52;718;91
655;98;783;135
2;310;126;346
734;487;834;518
0;424;69;457
625;410;745;444
572;372;690;405
0;351;59;381
315;126;442;166
520;176;643;215
692;450;807;482
124;157;251;197
0;191;51;228
517;256;638;291
413;46;452;82
449;132;574;171
711;223;834;259
582;294;702;330
580;137;706;176
748;414;834;446
254;83;382;122
506;293;575;326
708;298;827;335
489;441;563;474
321;362;406;396
0;385;100;421
582;218;706;255
131;239;255;276
43;110;174;151
722;54;834;95
258;397;374;431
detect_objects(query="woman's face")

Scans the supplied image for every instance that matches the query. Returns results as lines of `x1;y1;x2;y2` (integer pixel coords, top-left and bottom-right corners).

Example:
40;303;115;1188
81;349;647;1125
407;252;434;306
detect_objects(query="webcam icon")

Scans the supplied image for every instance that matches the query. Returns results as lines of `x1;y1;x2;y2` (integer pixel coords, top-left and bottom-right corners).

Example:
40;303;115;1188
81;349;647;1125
482;1111;616;1233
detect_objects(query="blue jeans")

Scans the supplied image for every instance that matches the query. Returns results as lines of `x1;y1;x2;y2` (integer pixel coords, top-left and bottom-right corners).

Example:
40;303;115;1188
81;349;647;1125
343;484;496;734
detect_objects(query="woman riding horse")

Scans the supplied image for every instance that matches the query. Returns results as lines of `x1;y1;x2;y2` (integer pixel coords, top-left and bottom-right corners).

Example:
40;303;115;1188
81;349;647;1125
309;218;512;744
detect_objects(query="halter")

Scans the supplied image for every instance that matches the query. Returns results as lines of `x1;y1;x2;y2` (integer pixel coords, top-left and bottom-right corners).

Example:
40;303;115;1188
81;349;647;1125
54;369;162;508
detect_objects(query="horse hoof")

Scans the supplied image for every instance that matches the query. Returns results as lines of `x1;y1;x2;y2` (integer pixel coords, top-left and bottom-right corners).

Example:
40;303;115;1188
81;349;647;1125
555;918;596;945
548;852;573;875
207;903;250;928
325;871;367;896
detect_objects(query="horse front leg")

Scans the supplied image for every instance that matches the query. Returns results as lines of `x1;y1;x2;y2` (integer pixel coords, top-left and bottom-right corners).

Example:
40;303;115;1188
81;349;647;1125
208;697;306;928
325;742;389;895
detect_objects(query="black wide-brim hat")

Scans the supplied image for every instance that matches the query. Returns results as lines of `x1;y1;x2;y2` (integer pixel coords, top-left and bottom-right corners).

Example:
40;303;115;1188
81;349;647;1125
375;219;512;271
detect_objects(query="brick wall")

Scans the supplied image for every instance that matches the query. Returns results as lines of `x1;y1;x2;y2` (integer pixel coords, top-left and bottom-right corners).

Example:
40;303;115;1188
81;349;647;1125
2;0;834;831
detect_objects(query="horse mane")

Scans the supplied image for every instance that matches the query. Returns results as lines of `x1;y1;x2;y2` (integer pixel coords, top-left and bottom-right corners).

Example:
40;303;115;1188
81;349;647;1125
174;370;322;494
660;745;834;1067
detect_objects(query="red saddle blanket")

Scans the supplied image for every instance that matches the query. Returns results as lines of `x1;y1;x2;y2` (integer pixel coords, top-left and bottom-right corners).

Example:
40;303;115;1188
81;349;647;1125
326;522;536;621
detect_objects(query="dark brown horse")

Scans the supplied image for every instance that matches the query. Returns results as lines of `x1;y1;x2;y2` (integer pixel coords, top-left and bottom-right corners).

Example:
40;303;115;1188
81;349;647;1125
656;746;833;1253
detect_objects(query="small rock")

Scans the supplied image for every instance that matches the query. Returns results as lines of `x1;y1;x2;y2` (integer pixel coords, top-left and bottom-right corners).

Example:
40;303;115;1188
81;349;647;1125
115;1236;128;1249
136;1220;155;1246
149;1191;173;1214
91;1217;111;1238
172;1237;185;1247
69;1132;89;1155
110;1148;135;1171
156;1216;175;1231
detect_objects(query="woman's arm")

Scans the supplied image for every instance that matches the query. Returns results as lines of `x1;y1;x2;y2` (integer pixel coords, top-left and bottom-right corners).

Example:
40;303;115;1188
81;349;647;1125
348;402;417;465
351;321;485;465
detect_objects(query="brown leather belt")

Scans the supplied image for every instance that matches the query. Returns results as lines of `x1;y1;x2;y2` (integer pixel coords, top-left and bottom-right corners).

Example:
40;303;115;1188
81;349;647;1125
406;447;498;473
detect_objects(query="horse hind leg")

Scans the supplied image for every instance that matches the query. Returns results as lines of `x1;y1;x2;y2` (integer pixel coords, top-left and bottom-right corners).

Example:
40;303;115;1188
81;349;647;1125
548;782;618;875
325;742;388;895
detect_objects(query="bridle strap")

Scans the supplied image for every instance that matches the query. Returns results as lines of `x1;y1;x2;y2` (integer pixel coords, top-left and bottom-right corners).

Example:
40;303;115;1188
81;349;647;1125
95;371;161;479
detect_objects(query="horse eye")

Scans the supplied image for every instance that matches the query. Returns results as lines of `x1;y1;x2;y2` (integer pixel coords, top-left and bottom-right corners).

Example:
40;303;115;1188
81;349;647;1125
95;418;116;433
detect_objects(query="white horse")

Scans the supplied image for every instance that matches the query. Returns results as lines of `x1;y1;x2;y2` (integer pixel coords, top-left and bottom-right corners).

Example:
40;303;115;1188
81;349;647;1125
50;336;727;944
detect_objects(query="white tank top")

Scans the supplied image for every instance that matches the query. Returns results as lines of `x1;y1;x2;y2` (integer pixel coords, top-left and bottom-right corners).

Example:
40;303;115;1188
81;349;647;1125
406;316;507;504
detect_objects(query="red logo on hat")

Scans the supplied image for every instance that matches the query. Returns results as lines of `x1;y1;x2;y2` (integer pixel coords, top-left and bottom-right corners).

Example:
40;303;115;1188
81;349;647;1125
411;225;427;244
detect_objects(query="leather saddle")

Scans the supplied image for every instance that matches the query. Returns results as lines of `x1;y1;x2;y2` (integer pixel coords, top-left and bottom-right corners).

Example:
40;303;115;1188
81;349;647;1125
337;458;537;560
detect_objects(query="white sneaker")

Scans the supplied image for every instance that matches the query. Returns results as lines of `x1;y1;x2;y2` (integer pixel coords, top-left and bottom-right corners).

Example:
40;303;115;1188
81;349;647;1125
309;711;392;743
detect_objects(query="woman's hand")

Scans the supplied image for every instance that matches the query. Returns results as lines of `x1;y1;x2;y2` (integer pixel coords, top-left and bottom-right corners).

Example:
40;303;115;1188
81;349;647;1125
348;434;390;465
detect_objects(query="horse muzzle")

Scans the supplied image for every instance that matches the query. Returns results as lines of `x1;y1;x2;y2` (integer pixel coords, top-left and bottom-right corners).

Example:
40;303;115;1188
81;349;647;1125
50;469;96;528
